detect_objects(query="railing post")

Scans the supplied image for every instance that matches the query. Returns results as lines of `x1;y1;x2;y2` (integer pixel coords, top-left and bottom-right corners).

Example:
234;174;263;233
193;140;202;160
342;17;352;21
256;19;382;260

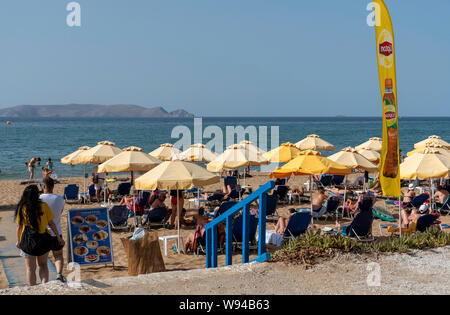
211;225;218;268
258;192;267;256
226;216;232;266
205;228;211;268
242;203;250;264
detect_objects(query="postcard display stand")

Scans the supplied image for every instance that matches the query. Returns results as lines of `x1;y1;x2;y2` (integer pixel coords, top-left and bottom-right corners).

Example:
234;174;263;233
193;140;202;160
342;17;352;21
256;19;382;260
67;208;114;267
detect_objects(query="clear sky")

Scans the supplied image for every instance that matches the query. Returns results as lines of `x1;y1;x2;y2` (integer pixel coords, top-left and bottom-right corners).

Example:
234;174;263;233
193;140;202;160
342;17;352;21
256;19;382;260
0;0;449;116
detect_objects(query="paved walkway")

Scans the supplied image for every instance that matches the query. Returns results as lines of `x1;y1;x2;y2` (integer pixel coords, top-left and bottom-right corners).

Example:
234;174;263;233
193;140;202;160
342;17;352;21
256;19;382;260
0;212;57;287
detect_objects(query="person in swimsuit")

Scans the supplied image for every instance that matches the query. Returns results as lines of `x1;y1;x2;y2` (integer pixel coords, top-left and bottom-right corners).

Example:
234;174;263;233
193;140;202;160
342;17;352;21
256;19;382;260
169;190;185;229
26;157;41;180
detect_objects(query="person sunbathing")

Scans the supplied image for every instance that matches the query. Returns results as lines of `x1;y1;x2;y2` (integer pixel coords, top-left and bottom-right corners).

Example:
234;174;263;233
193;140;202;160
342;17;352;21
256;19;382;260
344;198;359;214
274;209;296;234
119;195;135;209
312;187;327;211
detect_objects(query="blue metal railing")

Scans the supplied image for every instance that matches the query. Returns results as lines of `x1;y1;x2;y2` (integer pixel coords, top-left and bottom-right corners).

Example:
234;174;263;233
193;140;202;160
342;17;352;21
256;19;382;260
205;180;275;268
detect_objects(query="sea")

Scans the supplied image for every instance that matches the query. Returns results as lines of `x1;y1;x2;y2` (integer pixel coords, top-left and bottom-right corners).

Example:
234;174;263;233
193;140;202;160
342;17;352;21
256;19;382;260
0;116;448;180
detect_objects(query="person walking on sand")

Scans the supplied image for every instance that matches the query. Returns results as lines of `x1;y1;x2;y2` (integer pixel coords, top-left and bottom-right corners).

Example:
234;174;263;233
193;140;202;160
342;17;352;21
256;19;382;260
15;185;65;286
40;177;66;282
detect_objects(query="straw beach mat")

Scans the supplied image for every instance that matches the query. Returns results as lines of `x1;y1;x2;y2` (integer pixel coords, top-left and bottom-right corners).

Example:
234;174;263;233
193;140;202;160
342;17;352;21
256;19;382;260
121;231;165;276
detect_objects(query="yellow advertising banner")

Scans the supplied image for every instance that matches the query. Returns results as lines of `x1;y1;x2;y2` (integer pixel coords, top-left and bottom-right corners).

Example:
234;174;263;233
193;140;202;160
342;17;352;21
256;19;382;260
374;0;401;197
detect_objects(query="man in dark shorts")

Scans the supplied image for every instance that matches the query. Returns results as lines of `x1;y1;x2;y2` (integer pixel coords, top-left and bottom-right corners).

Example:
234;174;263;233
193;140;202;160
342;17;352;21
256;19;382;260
40;177;66;282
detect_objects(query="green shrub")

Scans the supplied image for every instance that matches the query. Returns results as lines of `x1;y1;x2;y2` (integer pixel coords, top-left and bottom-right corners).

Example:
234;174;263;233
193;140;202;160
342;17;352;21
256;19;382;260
271;229;450;265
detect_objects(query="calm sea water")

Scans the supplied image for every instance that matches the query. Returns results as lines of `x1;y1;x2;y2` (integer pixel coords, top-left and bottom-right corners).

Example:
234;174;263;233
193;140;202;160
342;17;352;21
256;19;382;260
0;117;448;180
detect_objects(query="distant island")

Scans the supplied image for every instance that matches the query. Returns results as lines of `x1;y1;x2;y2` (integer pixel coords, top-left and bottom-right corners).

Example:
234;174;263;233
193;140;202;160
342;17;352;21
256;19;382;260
0;104;194;118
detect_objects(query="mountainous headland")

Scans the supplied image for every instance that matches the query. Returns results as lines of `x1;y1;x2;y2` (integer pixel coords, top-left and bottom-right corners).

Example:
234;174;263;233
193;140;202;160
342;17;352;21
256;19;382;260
0;104;194;118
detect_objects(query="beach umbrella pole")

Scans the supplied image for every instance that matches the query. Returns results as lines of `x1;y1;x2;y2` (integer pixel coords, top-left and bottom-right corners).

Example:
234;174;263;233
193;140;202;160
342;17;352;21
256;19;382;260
177;189;181;253
398;196;402;237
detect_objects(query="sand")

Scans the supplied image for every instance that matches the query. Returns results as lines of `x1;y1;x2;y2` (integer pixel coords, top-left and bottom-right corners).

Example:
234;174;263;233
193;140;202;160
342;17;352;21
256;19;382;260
0;172;448;289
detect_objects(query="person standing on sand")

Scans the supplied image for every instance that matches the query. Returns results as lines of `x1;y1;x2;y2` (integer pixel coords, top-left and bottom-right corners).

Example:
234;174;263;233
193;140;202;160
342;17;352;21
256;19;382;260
25;157;40;180
40;177;66;283
15;185;64;286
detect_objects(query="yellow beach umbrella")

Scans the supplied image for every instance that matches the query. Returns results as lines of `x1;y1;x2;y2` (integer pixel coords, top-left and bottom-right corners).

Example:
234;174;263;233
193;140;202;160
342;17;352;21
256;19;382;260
77;141;122;164
149;143;182;161
400;148;450;180
135;160;220;252
206;144;268;172
98;146;161;173
295;134;335;151
178;144;218;162
271;150;351;178
356;148;381;164
355;137;382;152
414;135;450;150
407;143;450;158
328;147;378;172
60;146;91;165
263;142;302;163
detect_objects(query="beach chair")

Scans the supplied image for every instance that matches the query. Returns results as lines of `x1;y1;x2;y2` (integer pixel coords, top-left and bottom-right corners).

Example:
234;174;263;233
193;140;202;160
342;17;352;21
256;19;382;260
224;176;238;190
232;213;259;251
265;193;279;222
109;205;130;232
332;175;345;186
283;209;312;241
113;182;131;200
318;175;333;188
142;206;168;229
85;184;101;202
63;184;80;203
437;196;450;215
308;196;340;220
341;197;375;241
214;200;237;218
380;213;441;236
274;185;289;204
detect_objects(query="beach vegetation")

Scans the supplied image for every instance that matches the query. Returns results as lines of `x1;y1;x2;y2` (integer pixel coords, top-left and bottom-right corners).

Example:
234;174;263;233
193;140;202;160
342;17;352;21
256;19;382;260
271;229;450;266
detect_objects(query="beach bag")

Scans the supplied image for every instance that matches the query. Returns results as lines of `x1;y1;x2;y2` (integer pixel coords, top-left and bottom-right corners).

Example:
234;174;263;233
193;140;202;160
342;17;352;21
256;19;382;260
19;226;53;256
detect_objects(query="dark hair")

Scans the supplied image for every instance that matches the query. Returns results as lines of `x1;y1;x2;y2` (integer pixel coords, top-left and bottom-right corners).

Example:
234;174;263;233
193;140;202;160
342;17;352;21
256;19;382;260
48;158;52;162
15;185;43;231
198;207;205;216
437;185;443;191
288;208;297;214
42;176;55;191
318;187;325;192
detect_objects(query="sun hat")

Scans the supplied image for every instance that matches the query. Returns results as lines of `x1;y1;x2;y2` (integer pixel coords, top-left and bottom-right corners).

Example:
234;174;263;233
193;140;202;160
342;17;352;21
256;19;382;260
408;183;415;190
418;204;429;214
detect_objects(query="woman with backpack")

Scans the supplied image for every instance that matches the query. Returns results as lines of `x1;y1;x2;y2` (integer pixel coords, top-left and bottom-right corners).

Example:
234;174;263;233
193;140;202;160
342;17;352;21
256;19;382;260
15;185;65;286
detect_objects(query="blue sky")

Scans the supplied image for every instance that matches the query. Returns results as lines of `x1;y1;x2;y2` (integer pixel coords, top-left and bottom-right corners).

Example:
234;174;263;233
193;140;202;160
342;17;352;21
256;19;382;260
0;0;449;116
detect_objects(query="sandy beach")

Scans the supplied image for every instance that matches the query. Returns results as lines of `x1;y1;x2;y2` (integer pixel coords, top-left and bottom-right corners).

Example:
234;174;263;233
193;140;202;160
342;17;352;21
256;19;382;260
0;172;449;290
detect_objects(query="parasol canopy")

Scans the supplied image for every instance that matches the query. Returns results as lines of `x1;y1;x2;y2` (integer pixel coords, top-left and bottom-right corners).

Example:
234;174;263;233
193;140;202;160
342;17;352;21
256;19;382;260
262;142;302;163
414;135;450;150
149;143;182;161
327;147;378;172
206;144;268;172
400;148;450;180
60;146;91;165
76;141;122;164
271;150;351;178
355;137;382;152
98;146;161;173
295;134;335;151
